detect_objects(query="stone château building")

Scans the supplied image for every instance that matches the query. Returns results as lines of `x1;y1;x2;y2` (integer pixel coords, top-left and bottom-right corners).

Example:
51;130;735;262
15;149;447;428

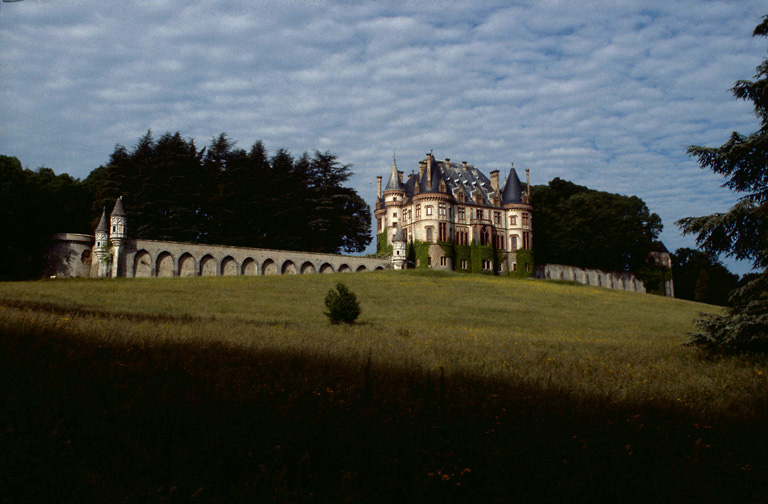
375;152;533;275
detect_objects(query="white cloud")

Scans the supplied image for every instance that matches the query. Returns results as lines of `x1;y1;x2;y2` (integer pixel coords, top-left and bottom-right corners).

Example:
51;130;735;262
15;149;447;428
0;0;765;273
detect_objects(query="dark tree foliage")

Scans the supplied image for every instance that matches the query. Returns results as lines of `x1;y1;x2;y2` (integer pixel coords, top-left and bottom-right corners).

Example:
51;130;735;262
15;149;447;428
0;155;94;280
678;16;768;353
94;131;209;243
94;132;371;254
671;248;740;306
531;178;662;273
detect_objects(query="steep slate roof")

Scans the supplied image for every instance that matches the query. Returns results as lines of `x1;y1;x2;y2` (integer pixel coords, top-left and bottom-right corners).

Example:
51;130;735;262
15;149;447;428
501;168;525;205
384;159;405;191
392;226;405;242
111;196;126;217
95;208;109;232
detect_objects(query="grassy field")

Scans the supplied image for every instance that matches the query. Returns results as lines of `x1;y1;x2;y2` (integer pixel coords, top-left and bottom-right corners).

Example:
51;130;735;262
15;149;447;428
1;270;766;502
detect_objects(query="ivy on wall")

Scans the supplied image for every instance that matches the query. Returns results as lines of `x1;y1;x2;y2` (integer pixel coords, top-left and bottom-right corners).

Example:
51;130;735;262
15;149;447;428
408;241;431;269
634;264;672;296
509;249;535;279
376;231;392;257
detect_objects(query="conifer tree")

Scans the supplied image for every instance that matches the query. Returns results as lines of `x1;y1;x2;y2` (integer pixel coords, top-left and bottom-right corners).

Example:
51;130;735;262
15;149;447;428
677;15;768;352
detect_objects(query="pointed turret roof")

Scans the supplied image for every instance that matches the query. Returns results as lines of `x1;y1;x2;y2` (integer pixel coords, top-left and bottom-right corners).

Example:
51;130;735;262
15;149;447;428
384;158;405;191
95;207;109;232
392;226;405;243
501;167;524;204
110;196;126;217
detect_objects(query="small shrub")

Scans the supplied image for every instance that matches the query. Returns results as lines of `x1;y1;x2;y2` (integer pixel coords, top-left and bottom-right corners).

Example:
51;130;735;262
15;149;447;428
324;282;361;324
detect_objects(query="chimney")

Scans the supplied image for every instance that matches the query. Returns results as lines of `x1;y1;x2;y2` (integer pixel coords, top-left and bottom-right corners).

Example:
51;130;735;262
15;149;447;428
525;169;531;203
419;161;426;180
462;161;467;170
525;169;530;196
398;170;403;183
376;176;382;199
445;158;450;168
427;153;432;187
490;170;499;193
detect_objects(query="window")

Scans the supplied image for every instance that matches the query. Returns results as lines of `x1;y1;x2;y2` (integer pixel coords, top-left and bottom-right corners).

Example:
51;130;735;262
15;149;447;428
403;229;408;242
440;256;448;266
495;234;504;249
449;207;453;219
426;205;433;216
460;260;468;270
457;192;465;203
476;209;483;220
510;215;517;226
494;211;501;225
439;222;447;242
458;207;466;222
480;227;489;246
456;229;469;246
426;227;433;242
438;202;446;216
510;235;518;251
393;212;397;219
482;259;492;270
522;212;530;227
512;263;517;272
523;231;531;250
427;256;432;266
416;205;421;218
393;222;397;228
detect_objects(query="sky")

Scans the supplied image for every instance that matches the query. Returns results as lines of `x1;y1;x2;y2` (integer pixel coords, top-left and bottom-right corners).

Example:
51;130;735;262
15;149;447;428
1;0;765;274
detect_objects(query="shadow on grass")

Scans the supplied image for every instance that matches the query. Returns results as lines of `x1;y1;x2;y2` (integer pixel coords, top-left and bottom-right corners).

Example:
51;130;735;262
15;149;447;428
1;321;767;503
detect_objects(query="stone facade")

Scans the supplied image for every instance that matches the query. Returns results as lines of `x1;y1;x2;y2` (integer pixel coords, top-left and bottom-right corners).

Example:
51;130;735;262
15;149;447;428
375;153;533;274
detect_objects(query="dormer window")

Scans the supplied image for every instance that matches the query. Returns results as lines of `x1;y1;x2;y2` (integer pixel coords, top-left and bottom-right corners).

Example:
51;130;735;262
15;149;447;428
439;181;446;192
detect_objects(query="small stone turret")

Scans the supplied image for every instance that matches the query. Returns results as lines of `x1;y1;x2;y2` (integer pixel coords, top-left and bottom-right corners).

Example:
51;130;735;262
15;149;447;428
93;207;110;278
392;227;407;270
109;196;127;277
109;196;127;247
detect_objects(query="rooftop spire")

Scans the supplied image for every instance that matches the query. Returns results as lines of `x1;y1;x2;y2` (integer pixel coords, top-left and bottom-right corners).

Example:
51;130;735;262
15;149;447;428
384;157;404;191
95;207;109;233
501;164;524;204
111;196;126;217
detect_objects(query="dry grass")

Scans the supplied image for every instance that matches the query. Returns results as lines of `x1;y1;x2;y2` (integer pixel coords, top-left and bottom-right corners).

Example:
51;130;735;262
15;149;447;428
1;270;767;503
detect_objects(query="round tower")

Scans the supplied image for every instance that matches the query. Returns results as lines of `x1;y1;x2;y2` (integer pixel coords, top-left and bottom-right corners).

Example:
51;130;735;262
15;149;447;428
109;196;127;247
109;196;127;277
93;207;110;277
392;226;407;270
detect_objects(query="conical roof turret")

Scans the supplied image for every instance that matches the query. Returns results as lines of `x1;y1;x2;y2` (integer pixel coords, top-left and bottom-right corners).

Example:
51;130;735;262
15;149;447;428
95;207;109;233
111;196;126;217
392;226;405;243
501;167;524;204
384;158;405;191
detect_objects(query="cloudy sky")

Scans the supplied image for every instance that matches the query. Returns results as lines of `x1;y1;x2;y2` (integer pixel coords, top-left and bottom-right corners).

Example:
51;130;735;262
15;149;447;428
1;1;765;273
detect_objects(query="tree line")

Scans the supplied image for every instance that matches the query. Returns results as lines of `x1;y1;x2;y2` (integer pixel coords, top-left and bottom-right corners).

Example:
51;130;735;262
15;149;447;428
0;132;372;280
90;131;371;253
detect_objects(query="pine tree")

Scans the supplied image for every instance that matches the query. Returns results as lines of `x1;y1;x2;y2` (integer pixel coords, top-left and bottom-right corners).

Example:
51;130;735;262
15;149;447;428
677;16;768;352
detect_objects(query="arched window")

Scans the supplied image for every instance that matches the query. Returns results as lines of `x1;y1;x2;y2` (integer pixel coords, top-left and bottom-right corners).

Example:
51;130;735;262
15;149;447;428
480;227;489;246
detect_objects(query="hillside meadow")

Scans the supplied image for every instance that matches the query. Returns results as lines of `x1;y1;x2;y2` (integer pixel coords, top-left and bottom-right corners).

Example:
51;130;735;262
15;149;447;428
1;270;767;502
